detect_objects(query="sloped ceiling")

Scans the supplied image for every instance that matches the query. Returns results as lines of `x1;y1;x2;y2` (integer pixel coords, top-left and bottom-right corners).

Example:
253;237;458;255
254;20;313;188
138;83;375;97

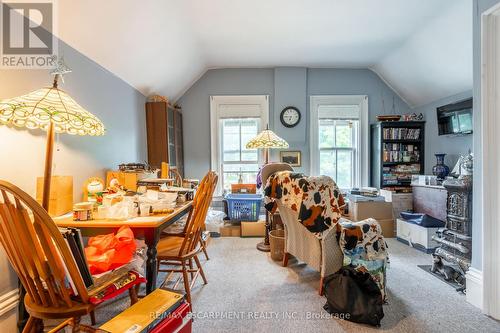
57;0;472;107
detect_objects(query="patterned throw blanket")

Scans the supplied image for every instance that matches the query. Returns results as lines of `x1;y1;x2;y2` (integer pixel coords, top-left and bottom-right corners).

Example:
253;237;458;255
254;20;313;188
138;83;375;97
339;219;389;301
263;171;345;237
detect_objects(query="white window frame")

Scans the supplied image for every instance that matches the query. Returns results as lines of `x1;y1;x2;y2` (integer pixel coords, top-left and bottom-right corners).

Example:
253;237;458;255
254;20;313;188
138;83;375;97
310;95;369;188
210;95;269;195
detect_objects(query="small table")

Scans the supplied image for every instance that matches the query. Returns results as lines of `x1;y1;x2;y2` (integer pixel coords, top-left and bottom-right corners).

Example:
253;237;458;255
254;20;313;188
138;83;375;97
54;201;193;294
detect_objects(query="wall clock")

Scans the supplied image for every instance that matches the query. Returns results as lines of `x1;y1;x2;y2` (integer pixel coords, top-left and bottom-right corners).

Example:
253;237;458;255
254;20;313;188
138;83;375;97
280;106;301;128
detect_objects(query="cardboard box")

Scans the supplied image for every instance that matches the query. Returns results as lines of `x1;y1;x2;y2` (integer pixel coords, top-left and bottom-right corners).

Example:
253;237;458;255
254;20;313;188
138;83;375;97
106;170;148;191
241;221;266;237
36;175;73;216
377;218;395;238
220;223;241;237
348;201;393;221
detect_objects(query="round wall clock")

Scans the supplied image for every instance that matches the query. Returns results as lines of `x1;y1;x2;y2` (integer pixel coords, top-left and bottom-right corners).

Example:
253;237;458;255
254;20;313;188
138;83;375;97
280;106;301;128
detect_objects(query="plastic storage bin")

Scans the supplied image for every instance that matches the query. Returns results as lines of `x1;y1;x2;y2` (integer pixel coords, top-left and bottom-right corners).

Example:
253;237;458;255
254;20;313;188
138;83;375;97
224;193;262;221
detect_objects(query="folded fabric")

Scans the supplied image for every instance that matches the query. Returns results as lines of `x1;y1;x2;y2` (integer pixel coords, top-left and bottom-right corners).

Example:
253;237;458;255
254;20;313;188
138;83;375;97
338;218;389;301
85;226;137;275
263;171;345;237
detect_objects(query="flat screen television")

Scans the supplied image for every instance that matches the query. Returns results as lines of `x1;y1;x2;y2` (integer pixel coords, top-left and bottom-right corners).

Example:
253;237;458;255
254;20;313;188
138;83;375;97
437;98;473;135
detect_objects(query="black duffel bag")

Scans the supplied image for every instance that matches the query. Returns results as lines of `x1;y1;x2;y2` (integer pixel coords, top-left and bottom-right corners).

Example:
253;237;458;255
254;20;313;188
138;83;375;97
323;266;384;327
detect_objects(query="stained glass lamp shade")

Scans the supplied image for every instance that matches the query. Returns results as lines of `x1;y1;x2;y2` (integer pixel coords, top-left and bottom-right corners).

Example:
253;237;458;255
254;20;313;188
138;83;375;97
245;126;289;163
0;74;105;210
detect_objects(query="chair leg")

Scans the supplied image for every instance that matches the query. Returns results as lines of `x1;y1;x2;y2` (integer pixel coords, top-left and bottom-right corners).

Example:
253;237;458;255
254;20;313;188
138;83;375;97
319;276;325;296
194;255;208;284
201;239;210;260
129;285;139;305
71;317;81;333
89;310;96;325
22;316;37;333
188;258;195;279
283;252;289;267
181;262;192;305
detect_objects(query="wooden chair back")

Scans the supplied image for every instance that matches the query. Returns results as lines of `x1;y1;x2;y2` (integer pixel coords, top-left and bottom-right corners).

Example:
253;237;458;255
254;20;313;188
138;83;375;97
177;172;217;256
0;181;89;309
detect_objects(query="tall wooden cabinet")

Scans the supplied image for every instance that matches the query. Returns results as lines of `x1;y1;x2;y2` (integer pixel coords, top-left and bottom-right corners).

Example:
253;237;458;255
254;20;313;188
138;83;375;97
145;101;184;177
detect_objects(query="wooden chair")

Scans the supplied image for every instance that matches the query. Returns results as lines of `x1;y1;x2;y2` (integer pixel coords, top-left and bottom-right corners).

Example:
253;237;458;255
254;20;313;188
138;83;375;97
0;181;140;332
157;171;217;305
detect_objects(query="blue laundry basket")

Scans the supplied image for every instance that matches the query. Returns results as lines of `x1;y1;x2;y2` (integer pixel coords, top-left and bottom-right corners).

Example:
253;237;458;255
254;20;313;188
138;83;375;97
224;194;262;221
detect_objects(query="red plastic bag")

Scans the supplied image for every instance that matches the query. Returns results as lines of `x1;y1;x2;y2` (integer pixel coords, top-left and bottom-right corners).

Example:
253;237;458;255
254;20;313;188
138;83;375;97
85;226;137;274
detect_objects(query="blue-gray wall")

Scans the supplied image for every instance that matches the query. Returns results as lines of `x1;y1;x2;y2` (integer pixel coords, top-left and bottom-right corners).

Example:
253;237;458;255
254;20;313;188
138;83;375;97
179;67;410;179
413;90;473;174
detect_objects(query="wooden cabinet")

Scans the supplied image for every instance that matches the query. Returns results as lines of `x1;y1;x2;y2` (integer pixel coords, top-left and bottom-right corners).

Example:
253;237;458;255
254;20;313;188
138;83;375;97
145;101;184;176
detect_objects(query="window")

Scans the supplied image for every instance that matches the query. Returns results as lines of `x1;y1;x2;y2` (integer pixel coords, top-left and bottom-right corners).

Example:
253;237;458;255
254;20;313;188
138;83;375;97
220;118;260;192
319;119;359;189
210;96;269;195
310;96;368;189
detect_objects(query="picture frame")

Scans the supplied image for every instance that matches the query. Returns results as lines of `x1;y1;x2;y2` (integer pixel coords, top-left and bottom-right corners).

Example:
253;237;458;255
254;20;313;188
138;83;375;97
280;151;301;167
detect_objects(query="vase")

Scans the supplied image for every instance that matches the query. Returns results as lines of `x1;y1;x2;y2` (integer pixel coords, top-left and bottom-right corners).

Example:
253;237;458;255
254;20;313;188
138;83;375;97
432;153;450;180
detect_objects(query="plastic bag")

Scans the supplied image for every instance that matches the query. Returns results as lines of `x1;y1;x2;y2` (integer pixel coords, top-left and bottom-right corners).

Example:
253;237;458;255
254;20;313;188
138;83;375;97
205;209;225;233
85;226;137;274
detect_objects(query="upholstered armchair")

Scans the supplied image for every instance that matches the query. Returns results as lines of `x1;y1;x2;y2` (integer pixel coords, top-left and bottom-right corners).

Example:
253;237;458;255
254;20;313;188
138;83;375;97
261;164;344;295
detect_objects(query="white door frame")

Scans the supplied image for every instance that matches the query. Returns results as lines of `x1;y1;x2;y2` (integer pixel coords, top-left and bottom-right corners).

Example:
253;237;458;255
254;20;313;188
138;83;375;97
309;95;369;187
480;2;500;320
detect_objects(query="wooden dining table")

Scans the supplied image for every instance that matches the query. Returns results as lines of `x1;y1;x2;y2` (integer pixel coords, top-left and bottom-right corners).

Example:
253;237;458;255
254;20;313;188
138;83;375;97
54;201;193;294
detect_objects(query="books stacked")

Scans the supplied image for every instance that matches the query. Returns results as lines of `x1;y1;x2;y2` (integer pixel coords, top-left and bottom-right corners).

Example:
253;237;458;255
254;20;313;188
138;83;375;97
383;128;421;140
382;143;420;163
59;228;94;292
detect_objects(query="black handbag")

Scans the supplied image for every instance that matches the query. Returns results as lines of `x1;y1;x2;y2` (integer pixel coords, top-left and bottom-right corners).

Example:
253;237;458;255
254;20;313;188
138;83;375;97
323;266;384;327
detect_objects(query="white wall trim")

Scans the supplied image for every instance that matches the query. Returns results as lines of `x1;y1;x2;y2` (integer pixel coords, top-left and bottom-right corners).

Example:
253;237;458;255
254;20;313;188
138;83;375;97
309;95;369;187
0;289;19;317
466;268;483;310
480;3;500;319
210;95;269;195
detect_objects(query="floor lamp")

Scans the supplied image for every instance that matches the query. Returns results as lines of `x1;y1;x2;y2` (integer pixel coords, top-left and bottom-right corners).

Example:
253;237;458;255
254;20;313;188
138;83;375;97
0;64;105;211
246;125;288;252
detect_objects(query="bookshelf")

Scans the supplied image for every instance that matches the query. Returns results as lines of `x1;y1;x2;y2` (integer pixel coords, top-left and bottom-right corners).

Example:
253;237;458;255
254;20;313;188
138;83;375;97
371;121;425;192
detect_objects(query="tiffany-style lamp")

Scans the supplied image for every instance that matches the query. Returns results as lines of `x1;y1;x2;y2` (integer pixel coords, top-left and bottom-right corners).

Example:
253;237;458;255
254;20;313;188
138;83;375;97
0;66;105;211
246;125;288;252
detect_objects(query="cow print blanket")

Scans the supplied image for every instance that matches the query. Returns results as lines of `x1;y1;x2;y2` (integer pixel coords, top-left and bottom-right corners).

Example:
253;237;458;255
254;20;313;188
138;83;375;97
263;171;345;237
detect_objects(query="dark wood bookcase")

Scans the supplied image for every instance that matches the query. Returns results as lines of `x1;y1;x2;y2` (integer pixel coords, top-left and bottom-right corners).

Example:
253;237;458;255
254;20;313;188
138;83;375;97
145;101;184;177
371;121;425;191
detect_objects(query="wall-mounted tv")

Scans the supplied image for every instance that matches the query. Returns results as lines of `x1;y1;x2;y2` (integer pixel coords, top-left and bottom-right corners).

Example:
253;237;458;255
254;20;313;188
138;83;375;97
437;98;473;136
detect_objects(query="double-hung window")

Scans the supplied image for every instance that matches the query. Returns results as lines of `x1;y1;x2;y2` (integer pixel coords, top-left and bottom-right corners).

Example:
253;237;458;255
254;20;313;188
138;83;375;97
210;96;269;195
310;96;368;189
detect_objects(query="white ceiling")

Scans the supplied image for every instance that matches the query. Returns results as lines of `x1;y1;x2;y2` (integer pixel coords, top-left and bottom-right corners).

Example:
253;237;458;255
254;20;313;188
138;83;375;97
58;0;472;107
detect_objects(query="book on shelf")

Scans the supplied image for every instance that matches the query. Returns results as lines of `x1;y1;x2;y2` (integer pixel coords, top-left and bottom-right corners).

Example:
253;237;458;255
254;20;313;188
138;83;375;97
382;128;421;140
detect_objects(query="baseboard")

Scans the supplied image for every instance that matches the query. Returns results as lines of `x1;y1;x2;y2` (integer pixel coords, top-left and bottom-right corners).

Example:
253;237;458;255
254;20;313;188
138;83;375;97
0;288;19;317
466;268;483;310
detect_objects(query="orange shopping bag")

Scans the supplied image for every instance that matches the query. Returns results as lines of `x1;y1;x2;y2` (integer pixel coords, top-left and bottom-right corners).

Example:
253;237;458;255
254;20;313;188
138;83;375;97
85;226;137;274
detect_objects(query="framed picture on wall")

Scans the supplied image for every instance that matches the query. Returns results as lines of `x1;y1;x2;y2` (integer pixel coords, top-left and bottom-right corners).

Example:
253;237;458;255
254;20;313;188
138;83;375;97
280;151;301;167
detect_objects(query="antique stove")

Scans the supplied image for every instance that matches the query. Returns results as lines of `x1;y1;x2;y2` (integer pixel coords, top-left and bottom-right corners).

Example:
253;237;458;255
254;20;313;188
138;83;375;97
433;153;473;287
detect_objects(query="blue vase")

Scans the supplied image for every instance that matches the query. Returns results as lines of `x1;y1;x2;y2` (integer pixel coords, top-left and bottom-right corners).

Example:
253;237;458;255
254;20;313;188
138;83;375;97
432;153;450;180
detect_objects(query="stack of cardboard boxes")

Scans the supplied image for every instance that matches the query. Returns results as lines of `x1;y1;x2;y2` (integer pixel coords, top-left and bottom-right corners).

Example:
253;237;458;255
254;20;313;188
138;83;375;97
347;198;395;238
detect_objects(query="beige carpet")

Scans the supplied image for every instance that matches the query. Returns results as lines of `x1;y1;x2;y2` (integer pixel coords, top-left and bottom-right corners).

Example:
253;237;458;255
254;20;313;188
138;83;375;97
87;237;500;333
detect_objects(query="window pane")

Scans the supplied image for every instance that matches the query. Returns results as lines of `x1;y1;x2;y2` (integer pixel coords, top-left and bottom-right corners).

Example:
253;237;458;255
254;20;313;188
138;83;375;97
336;150;353;189
240;119;259;161
319;120;334;148
320;150;337;179
222;119;240;161
335;122;353;148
